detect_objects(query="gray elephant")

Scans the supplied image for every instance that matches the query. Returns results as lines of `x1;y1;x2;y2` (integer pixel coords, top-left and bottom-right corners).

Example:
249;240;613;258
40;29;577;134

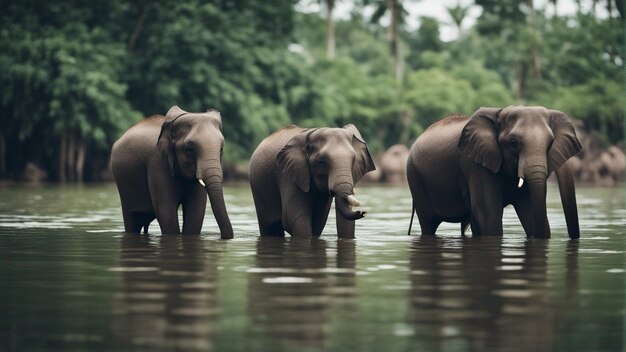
111;106;234;238
407;106;582;239
249;125;375;238
379;144;410;184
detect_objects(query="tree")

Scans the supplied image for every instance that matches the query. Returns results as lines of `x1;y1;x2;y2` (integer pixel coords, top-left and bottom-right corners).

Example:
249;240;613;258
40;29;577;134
446;1;471;37
475;0;541;99
0;0;139;182
323;0;336;59
365;0;413;82
124;0;298;161
404;68;476;132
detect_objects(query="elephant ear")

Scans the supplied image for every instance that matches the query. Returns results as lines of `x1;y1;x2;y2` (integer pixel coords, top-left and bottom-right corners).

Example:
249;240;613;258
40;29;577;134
276;131;311;193
548;110;582;172
205;109;223;131
157;106;189;176
166;105;186;120
343;124;376;181
458;107;502;173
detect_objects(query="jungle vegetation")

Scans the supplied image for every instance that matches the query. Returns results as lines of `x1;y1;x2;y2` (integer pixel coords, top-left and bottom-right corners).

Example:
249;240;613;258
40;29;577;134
0;0;623;181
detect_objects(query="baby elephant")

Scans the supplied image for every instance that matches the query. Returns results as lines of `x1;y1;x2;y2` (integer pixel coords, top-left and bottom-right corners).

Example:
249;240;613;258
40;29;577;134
249;125;376;238
407;106;582;239
111;106;234;238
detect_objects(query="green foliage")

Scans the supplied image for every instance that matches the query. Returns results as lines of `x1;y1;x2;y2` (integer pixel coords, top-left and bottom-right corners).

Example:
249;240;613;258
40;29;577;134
0;1;139;179
0;0;622;180
552;79;624;143
404;68;476;128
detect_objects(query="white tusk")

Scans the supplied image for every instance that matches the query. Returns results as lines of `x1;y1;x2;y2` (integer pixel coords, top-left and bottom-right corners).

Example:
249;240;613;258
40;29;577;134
198;179;206;187
518;178;524;188
347;195;361;207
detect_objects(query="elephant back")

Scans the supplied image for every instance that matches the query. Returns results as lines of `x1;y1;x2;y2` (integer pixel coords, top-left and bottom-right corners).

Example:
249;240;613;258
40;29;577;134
111;115;166;165
248;125;305;183
250;126;304;165
410;115;467;169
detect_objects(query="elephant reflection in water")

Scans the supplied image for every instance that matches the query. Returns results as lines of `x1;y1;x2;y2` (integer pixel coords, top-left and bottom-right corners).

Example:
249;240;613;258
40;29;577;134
111;234;219;351
406;237;580;351
247;237;357;351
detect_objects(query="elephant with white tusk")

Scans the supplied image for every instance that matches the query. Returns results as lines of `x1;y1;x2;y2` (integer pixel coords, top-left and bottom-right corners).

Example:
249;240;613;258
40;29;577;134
111;106;234;239
249;125;376;238
407;106;582;239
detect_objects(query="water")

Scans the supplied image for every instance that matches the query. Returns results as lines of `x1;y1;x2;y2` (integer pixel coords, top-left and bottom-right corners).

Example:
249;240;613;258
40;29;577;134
0;183;624;351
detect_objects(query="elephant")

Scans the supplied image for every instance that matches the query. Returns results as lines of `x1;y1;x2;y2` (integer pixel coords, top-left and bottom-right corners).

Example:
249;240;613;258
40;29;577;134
110;105;234;238
406;106;582;239
379;144;410;184
249;125;376;238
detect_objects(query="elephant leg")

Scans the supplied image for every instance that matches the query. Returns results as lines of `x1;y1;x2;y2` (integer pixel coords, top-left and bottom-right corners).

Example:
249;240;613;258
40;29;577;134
121;208;141;233
251;181;284;236
149;191;181;235
121;208;154;234
513;189;549;238
260;222;286;237
312;197;332;236
407;162;440;235
284;211;313;237
182;184;207;235
280;185;313;237
467;171;503;236
148;166;183;235
154;205;180;234
418;216;441;236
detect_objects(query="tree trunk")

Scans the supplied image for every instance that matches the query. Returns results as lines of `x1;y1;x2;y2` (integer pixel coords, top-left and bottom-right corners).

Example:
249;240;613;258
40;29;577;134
517;0;540;100
591;0;597;15
615;0;624;20
59;134;67;183
548;0;558;19
67;133;76;182
0;132;5;178
75;137;86;183
388;0;403;82
399;110;411;145
128;2;152;51
326;0;335;59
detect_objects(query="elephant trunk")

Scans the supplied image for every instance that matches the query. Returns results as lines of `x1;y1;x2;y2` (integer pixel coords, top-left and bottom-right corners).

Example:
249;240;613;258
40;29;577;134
331;173;366;221
525;164;550;238
555;160;580;239
198;156;234;239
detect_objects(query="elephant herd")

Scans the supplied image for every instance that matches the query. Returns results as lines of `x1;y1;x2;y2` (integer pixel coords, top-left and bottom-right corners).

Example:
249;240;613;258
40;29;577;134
111;105;582;240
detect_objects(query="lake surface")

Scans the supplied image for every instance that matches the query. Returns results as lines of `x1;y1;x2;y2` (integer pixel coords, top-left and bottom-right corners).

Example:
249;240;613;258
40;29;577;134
0;183;624;351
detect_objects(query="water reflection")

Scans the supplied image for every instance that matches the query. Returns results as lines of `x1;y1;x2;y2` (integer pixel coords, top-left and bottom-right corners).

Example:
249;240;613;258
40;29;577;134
247;237;357;351
407;237;579;351
111;234;218;351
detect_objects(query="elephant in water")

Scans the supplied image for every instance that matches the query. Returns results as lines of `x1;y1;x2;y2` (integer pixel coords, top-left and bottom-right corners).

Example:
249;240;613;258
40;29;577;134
407;106;582;239
249;125;375;238
111;106;234;238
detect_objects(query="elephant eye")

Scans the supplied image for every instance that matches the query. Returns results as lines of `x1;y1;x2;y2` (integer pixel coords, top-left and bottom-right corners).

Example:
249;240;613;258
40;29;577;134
508;138;521;153
184;146;195;157
317;158;329;170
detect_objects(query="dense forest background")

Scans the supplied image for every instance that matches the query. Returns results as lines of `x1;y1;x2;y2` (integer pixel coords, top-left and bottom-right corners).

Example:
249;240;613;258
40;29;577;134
1;0;623;182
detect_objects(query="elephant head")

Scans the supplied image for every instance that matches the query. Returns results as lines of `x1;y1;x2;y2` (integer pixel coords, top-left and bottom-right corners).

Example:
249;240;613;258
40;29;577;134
276;125;376;221
157;105;233;238
459;106;582;238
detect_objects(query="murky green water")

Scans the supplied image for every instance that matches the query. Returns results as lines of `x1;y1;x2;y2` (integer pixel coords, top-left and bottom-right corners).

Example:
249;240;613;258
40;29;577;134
0;183;624;351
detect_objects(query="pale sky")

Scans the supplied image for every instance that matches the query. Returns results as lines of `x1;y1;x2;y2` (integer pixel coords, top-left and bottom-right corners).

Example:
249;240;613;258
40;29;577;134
299;0;609;42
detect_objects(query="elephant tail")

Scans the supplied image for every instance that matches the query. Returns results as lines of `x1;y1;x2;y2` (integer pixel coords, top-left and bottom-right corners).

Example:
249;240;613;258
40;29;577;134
407;202;416;236
461;219;470;236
